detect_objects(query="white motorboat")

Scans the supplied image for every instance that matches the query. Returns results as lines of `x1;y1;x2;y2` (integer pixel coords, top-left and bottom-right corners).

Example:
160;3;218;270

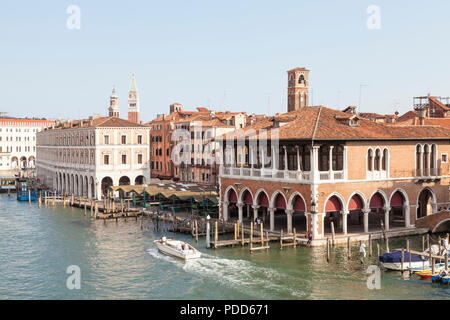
154;237;201;260
378;250;430;271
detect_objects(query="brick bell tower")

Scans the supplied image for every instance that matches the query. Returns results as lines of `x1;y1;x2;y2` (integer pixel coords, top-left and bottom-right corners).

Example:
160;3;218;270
128;72;140;123
287;67;309;112
108;86;120;118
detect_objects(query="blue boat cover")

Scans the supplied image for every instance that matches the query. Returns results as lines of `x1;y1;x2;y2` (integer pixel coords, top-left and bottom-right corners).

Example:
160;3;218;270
379;250;427;263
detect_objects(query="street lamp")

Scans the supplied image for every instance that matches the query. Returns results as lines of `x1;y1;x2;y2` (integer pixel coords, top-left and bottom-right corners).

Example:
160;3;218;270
311;201;317;214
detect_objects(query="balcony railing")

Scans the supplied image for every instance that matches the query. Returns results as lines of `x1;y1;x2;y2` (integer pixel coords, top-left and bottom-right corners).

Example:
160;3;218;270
220;166;343;182
415;168;441;177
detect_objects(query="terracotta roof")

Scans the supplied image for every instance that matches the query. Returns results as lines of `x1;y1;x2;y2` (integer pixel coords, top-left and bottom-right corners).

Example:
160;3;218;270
429;96;450;111
398;110;418;121
220;107;450;141
49;116;148;130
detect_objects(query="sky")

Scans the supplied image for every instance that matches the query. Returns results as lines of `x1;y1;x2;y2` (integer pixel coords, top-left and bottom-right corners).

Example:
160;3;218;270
0;0;450;121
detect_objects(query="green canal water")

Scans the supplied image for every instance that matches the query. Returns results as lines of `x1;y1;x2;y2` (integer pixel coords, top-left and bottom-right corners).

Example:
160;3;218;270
0;193;449;300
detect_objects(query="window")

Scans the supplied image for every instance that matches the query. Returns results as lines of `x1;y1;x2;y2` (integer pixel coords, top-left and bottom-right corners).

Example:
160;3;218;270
367;149;373;171
137;135;143;144
382;149;388;171
374;149;381;171
442;154;448;163
104;154;110;165
121;154;127;164
121;135;127;144
137;154;143;164
104;135;109;144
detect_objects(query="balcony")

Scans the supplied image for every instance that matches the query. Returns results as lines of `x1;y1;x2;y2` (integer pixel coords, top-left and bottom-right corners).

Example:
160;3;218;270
220;166;342;183
414;168;441;182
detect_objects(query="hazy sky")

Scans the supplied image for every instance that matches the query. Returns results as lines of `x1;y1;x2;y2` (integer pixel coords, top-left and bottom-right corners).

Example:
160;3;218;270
1;1;449;121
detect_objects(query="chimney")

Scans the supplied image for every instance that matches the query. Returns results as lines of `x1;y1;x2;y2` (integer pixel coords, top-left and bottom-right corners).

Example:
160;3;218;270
417;108;426;125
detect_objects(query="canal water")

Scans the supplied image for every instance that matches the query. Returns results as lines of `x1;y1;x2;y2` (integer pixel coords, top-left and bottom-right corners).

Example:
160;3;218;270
0;194;449;300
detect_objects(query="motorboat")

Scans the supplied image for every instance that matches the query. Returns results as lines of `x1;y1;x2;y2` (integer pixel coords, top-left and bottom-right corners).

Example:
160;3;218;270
154;237;201;260
378;250;429;271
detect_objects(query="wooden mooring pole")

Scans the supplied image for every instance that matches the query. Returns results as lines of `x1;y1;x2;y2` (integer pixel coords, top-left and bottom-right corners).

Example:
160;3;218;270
241;222;245;246
214;221;218;250
369;234;372;257
326;238;330;262
347;237;351;259
330;221;336;247
195;220;199;243
250;223;254;252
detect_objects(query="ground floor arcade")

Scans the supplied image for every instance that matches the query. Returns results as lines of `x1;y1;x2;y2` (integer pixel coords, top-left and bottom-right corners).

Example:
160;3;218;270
220;178;448;239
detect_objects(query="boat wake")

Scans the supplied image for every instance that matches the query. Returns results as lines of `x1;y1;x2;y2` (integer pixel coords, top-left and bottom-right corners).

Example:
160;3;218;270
146;248;308;299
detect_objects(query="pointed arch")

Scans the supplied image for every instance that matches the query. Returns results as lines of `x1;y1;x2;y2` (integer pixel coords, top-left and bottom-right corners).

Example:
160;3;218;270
254;188;269;207
224;185;238;203
288;192;306;212
239;187;253;205
347;191;367;211
368;190;389;209
389;188;409;207
270;190;287;210
323;192;345;213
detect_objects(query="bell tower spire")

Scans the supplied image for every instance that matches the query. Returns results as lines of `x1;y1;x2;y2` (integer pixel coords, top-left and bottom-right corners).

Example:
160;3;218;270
108;86;120;118
128;72;140;123
287;67;309;112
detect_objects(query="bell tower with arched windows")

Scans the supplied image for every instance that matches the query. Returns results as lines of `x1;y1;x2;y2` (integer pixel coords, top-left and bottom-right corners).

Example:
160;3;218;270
287;67;309;112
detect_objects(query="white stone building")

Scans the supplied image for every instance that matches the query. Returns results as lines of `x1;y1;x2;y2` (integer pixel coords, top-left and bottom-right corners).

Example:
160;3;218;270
36;115;150;200
0;117;55;177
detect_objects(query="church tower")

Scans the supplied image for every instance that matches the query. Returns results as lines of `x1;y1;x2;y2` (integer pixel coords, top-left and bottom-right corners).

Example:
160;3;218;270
128;72;140;123
108;87;120;118
287;67;309;112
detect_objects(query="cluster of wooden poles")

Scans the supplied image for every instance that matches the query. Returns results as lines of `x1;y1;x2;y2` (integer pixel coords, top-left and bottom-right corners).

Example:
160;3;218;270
194;219;271;253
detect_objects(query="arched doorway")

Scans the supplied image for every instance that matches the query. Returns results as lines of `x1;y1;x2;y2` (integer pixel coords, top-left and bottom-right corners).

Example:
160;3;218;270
90;177;95;199
348;193;365;233
290;194;307;234
390;191;406;228
28;156;35;168
119;176;130;185
417;188;435;219
325;195;344;234
134;175;145;185
255;190;269;224
20;156;27;169
101;177;113;198
272;192;288;231
226;188;238;220
369;192;386;231
241;189;253;221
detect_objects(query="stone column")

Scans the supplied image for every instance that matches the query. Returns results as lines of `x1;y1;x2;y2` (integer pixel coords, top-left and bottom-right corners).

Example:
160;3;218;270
286;209;294;233
283;146;288;173
403;204;410;228
342;210;349;235
363;208;370;233
252;205;259;222
296;146;301;172
222;201;229;221
418;147;423;176
384;206;391;231
237;202;244;223
328;146;334;179
269;207;275;231
311;146;320;182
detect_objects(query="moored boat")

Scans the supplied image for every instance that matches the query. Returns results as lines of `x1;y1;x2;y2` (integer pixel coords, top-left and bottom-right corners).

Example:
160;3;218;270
154;237;201;260
378;250;429;271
